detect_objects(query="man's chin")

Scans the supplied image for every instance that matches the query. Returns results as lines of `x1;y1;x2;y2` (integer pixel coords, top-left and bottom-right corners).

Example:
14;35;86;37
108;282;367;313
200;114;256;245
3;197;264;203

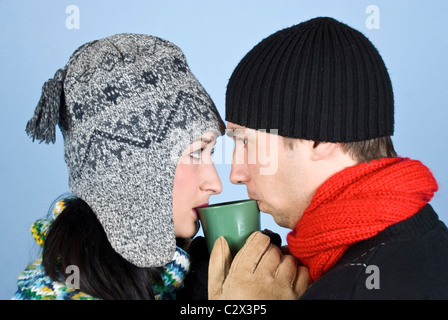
255;200;266;213
264;208;294;229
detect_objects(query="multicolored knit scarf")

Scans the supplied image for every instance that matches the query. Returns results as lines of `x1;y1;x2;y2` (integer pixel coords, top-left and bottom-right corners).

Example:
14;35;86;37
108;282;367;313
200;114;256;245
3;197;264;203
287;157;438;281
13;199;190;300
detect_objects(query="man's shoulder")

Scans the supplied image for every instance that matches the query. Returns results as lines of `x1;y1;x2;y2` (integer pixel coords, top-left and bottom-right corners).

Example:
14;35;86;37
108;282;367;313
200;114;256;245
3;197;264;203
300;205;448;300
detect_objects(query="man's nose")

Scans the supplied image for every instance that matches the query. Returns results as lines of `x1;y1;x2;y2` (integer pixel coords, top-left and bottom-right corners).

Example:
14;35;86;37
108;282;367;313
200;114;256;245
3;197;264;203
229;149;249;185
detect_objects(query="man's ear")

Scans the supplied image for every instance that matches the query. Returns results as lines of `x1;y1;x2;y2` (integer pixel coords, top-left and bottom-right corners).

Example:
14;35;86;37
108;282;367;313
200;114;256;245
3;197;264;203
310;142;339;161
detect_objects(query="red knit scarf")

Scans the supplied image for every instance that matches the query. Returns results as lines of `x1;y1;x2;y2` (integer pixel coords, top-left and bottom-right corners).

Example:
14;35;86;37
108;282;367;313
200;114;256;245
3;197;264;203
287;157;438;281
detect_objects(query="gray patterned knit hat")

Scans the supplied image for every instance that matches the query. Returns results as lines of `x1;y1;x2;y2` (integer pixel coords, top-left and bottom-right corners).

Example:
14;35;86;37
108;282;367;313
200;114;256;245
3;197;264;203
26;33;225;267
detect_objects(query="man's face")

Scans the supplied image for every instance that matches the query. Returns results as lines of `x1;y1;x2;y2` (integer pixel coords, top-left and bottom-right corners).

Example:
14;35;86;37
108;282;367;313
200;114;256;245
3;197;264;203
227;122;317;229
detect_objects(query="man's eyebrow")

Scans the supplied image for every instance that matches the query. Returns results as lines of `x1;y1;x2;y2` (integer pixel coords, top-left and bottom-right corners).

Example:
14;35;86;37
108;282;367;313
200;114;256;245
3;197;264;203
226;128;247;138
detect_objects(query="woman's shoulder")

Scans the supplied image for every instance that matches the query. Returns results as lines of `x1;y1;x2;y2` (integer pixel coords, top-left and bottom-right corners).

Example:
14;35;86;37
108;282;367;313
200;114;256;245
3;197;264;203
13;255;98;300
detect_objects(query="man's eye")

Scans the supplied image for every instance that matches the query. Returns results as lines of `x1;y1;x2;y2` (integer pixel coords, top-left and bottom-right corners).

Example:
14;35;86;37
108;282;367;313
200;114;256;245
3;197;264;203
240;138;248;149
233;137;248;148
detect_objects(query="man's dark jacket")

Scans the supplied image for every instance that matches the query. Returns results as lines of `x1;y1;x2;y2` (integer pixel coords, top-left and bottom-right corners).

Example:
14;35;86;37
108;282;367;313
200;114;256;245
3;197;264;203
300;204;448;299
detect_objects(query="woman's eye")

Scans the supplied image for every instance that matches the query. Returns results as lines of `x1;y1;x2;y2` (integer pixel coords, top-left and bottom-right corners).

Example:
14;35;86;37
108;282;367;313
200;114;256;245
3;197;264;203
189;149;203;159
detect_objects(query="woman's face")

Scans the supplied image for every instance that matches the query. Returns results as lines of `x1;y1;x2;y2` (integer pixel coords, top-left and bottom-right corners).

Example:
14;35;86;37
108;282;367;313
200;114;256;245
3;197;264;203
172;131;223;238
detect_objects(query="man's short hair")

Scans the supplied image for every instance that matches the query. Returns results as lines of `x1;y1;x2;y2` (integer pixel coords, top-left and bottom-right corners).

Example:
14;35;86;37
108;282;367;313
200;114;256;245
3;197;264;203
284;136;397;163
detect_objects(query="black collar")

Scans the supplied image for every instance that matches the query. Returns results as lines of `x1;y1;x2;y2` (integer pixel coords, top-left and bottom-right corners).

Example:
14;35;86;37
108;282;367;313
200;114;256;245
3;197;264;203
337;204;440;265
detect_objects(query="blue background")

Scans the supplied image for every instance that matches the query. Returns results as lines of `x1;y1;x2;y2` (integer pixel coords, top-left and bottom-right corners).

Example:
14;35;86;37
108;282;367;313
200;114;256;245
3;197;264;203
1;0;447;299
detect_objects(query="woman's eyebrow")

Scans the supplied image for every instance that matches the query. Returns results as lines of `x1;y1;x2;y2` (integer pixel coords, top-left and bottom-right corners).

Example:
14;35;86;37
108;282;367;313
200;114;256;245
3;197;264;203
194;136;215;144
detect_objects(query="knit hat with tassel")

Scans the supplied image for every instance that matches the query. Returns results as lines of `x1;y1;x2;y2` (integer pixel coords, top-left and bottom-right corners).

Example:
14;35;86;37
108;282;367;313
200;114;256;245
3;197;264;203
226;17;394;142
26;33;225;267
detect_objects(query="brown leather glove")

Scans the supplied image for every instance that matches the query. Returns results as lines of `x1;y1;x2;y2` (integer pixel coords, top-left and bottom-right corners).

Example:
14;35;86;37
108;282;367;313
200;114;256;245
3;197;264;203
208;231;311;300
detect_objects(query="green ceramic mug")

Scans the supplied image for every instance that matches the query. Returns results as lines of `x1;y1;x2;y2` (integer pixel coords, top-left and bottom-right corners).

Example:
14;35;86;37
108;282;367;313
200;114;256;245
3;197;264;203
197;199;260;256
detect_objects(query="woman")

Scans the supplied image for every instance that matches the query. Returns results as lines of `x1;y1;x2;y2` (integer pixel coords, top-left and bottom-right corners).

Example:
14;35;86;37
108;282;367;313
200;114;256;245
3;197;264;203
14;33;225;300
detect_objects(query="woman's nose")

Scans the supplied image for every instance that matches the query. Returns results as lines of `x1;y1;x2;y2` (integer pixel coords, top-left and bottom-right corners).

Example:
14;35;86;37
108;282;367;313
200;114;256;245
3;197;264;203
200;163;223;195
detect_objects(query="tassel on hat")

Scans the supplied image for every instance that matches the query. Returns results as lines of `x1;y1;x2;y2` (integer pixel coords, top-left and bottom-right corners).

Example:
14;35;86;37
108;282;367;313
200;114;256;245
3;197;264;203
25;68;66;144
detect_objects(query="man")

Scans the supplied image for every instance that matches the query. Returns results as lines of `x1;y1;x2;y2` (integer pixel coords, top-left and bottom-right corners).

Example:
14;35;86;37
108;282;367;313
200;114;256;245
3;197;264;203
208;17;448;299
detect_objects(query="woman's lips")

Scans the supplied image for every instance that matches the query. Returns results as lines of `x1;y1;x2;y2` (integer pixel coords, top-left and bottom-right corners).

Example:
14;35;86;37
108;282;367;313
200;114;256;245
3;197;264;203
192;203;209;219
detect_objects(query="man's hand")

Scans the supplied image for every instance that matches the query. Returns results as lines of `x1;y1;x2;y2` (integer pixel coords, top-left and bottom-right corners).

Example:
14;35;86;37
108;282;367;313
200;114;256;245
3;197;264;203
208;231;311;300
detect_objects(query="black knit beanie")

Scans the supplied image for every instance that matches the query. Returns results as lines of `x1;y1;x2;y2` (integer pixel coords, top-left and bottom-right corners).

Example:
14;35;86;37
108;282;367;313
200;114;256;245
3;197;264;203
226;17;394;142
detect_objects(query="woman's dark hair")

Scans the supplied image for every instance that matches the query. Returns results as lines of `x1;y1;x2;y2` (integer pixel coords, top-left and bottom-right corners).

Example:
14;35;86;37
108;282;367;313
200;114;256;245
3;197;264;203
43;197;163;300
